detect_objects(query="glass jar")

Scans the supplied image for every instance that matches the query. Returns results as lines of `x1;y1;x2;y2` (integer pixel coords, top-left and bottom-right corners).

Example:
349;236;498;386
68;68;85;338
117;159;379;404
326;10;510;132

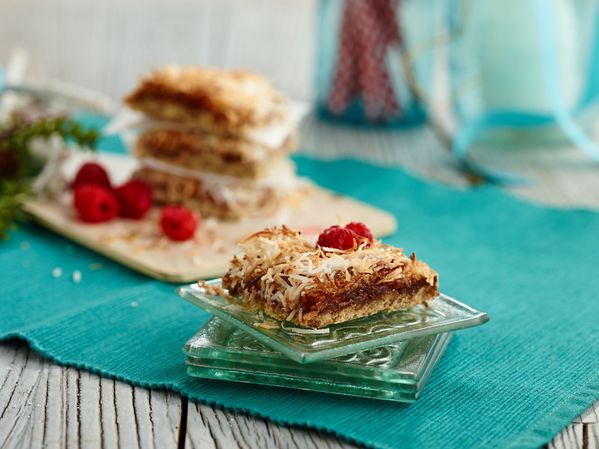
446;0;599;148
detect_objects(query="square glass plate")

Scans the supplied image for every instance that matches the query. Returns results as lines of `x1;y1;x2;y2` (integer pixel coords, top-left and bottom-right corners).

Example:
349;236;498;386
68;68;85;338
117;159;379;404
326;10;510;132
184;317;452;402
178;279;488;363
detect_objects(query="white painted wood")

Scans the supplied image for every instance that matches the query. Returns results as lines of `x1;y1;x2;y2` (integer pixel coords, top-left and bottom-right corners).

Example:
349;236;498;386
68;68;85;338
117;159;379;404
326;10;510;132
548;411;599;449
575;402;599;424
78;370;102;449
588;424;599;449
185;402;348;449
548;424;584;449
0;342;183;449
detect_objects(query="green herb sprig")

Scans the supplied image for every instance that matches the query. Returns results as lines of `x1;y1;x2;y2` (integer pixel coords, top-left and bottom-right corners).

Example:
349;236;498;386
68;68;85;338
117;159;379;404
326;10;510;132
0;116;99;238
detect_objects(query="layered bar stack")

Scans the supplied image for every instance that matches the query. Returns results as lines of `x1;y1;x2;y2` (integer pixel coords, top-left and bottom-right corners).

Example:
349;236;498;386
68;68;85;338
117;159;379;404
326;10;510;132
123;66;307;220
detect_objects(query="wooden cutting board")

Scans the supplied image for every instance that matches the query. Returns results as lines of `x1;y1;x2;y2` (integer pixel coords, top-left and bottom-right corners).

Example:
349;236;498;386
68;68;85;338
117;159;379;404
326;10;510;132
24;152;397;283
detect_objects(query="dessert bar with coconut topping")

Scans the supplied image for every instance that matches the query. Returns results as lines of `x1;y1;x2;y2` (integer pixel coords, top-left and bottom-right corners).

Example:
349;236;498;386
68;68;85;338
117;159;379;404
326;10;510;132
118;65;308;220
124;66;290;135
133;158;308;220
133;128;298;179
221;224;439;328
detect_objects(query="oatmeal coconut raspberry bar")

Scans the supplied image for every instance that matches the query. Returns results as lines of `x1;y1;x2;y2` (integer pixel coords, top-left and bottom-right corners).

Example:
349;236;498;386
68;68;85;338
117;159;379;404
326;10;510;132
119;65;307;220
132;158;307;220
133;128;298;179
124;65;290;135
122;65;303;158
221;223;439;329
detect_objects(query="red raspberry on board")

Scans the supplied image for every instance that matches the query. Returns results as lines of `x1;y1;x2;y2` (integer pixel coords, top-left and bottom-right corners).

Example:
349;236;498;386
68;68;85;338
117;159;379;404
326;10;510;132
345;222;373;242
317;225;356;250
71;162;112;190
115;179;153;219
73;185;119;223
160;205;198;241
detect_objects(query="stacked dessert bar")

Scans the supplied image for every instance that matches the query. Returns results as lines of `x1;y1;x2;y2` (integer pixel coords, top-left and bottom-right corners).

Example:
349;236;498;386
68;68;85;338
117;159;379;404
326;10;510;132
122;66;307;220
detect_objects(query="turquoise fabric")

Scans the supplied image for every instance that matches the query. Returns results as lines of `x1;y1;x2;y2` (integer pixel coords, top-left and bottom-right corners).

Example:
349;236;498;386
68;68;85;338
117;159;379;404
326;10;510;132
1;144;599;448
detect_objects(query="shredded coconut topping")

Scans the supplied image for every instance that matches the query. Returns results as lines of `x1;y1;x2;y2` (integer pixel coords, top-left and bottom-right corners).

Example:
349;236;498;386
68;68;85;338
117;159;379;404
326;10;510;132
225;226;410;311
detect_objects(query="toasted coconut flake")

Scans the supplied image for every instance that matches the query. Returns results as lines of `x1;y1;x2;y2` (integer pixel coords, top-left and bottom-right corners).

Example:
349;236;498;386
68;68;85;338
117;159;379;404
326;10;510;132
225;226;411;314
286;306;299;321
254;320;280;330
281;323;330;335
198;280;228;297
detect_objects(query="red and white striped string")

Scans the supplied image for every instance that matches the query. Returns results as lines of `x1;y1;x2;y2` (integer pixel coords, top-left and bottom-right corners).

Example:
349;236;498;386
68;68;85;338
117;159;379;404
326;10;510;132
328;0;402;121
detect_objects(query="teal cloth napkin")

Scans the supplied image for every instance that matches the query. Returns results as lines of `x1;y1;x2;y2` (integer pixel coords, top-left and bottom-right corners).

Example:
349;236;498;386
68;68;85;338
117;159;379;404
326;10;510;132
1;141;599;448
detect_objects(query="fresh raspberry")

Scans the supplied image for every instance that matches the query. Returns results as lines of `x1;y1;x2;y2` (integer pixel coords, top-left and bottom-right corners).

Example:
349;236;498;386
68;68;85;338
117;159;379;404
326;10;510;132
73;185;119;223
71;162;112;190
160;205;198;241
317;225;356;250
115;179;153;219
345;222;373;242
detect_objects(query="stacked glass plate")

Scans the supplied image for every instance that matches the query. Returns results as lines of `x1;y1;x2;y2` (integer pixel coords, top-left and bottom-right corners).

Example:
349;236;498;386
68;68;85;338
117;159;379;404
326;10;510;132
178;279;489;403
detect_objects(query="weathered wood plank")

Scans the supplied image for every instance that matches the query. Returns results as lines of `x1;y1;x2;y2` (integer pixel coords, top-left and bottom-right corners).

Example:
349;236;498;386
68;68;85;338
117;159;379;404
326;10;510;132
0;344;51;449
146;385;185;449
185;401;350;449
587;423;599;449
94;374;183;449
98;377;119;449
574;401;599;424
79;370;101;449
0;341;184;449
548;423;583;449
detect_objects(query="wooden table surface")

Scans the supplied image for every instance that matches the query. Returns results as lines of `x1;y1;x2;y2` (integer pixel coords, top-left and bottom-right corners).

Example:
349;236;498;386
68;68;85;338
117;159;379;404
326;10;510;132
1;0;598;448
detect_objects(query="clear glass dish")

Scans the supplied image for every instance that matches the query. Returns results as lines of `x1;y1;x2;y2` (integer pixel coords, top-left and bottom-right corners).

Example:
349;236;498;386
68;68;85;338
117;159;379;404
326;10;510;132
178;279;488;363
184;317;452;402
